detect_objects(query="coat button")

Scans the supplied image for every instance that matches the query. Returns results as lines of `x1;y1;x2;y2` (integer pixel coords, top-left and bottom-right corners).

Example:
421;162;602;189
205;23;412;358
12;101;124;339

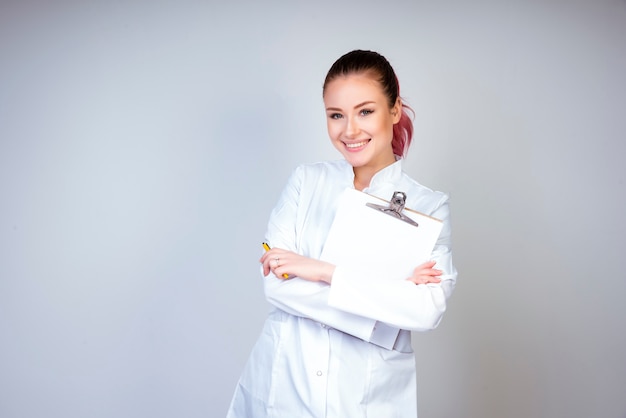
316;371;323;376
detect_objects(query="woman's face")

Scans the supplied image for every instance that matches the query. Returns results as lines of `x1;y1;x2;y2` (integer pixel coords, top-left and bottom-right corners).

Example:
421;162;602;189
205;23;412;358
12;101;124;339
323;73;401;173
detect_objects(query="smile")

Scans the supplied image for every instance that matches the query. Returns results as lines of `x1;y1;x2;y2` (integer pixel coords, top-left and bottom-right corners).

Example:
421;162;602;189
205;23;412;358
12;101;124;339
345;140;370;149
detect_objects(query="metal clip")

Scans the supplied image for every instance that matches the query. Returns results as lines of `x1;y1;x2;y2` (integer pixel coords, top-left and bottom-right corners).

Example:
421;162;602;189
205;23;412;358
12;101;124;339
366;191;419;227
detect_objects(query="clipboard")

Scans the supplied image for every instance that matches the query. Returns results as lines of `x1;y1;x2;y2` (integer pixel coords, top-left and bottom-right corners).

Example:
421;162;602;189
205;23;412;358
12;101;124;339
319;188;443;282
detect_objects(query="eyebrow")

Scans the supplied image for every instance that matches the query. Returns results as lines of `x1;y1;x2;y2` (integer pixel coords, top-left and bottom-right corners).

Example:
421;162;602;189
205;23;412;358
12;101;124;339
325;101;376;112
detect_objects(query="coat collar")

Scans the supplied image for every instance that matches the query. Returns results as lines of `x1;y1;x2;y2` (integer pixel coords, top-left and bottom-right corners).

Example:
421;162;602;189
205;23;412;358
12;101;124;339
340;157;404;196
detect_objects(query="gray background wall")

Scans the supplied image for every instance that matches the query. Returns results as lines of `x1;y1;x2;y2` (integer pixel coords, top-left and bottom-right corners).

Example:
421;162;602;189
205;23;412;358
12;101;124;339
1;0;625;417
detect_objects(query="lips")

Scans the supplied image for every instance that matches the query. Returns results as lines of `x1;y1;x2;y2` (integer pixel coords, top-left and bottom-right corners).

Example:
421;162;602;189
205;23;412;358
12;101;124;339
344;139;370;150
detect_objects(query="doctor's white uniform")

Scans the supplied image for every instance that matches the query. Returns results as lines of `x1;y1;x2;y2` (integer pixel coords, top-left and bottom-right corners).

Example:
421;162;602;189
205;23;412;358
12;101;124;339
227;158;457;418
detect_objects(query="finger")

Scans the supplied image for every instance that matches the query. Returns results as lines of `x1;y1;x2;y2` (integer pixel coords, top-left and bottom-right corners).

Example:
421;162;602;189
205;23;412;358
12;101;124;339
260;250;278;270
262;258;272;276
407;275;442;285
275;269;289;280
414;267;443;276
413;261;436;273
263;254;280;275
260;250;275;264
272;261;290;279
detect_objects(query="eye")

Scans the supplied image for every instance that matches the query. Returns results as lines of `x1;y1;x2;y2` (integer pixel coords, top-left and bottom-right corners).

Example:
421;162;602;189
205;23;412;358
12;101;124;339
329;113;343;120
359;108;374;116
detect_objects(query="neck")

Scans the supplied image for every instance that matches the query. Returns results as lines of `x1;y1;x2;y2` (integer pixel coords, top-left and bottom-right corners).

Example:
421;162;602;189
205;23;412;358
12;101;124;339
353;173;371;191
352;159;397;191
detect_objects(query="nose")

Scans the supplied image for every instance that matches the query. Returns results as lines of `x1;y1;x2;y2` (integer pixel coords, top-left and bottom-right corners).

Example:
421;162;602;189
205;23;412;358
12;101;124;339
345;116;360;138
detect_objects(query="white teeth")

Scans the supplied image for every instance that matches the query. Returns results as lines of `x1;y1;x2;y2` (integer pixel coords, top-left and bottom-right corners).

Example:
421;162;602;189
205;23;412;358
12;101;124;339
346;141;368;148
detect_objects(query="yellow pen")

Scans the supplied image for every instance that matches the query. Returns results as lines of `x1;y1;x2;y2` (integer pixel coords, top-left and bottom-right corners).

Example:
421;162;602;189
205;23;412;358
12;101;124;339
262;242;289;278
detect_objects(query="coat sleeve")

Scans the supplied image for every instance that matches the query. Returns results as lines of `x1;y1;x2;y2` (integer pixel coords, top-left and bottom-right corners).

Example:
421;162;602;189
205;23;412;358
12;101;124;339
327;194;458;331
262;166;399;348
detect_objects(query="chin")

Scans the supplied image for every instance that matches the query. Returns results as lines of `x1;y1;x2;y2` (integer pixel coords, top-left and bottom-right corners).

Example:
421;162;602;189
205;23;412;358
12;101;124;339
342;155;369;168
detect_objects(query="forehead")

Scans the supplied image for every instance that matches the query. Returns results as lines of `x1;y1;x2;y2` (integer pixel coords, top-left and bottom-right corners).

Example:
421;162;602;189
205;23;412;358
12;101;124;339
323;73;386;104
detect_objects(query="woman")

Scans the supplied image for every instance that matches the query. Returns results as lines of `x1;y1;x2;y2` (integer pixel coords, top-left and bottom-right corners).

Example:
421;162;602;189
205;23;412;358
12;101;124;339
227;50;457;418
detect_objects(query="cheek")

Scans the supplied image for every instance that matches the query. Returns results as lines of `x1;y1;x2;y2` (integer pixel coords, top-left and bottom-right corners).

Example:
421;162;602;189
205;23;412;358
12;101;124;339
326;121;342;139
377;117;395;137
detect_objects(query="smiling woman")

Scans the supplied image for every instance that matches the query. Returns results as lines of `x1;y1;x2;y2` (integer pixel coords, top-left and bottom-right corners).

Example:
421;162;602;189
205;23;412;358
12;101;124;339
226;50;458;418
323;73;401;190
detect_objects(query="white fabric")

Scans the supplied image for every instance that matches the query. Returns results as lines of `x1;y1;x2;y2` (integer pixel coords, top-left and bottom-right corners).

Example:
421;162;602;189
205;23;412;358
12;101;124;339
227;158;457;418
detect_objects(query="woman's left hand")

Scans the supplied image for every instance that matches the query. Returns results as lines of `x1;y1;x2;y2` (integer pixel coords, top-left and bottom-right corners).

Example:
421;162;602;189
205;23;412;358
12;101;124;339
407;260;443;285
260;248;335;284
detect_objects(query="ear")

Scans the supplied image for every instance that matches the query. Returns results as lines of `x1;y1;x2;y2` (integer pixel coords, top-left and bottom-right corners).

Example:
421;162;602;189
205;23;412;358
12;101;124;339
391;98;402;124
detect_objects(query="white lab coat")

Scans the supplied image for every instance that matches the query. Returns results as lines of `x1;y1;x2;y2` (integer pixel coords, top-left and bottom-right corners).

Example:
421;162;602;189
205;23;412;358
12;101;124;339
227;159;457;418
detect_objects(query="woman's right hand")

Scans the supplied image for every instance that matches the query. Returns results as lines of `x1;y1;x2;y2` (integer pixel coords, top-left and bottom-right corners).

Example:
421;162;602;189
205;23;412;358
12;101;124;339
260;247;335;284
407;260;442;285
